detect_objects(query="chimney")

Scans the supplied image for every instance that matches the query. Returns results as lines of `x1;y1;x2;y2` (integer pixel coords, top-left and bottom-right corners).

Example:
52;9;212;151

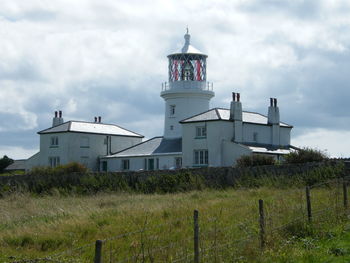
58;110;64;125
230;92;243;143
98;116;101;123
94;117;97;123
52;110;59;127
267;98;280;146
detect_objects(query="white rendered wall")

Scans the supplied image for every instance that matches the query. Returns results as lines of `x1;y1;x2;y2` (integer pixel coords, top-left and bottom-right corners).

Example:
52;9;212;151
161;86;214;139
26;132;142;171
182;121;233;167
182;120;292;168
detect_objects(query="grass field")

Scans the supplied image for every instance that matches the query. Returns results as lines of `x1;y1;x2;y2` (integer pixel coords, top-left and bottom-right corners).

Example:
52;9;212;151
1;179;350;262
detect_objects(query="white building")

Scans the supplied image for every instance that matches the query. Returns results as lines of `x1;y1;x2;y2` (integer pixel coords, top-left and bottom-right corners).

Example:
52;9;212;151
100;30;294;171
26;30;295;172
26;112;143;171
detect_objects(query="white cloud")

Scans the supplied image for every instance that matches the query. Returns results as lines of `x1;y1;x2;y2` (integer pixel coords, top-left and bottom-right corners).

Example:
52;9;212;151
1;0;350;158
292;129;350;158
0;146;38;160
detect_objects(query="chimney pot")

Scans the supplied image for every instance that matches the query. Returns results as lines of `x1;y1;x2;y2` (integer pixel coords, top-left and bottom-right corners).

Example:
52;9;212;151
59;110;62;118
232;92;236;101
270;98;273;107
237;93;240;102
55;111;58;118
98;116;101;123
94;117;97;123
274;98;277;107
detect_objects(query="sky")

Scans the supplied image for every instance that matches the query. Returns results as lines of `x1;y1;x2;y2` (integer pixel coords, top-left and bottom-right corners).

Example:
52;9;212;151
0;0;350;159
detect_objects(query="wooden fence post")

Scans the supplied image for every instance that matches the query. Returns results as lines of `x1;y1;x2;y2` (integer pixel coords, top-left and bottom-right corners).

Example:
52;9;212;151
343;179;348;209
259;199;266;249
194;210;200;263
306;186;312;223
94;240;103;263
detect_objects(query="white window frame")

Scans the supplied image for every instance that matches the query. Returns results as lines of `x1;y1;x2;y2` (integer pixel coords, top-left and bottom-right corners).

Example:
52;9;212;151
169;105;176;116
49;156;60;167
193;150;208;166
122;159;130;170
253;132;258;142
196;126;207;138
50;136;59;147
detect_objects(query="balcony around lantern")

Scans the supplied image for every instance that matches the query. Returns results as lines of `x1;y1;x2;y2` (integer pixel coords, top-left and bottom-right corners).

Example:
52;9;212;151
161;81;213;92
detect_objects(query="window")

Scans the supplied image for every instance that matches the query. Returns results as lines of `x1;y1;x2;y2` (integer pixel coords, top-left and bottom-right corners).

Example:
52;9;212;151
49;156;60;167
196;126;207;138
80;137;89;148
102;161;107;172
50;136;59;147
122;159;130;170
175;157;182;169
253;132;258;142
170;125;174;130
170;105;176;116
193;150;208;165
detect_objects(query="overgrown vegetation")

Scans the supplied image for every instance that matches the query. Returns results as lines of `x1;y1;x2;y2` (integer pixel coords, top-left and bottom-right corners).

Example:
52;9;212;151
0;161;344;196
236;154;276;168
1;185;350;262
284;147;328;164
0;155;13;173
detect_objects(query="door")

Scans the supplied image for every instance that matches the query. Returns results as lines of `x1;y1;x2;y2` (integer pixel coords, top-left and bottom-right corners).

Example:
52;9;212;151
148;159;154;171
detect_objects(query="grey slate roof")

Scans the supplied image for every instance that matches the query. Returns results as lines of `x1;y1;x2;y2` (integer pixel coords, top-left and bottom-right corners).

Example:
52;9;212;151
180;108;292;127
105;137;182;158
38;121;144;137
5;160;26;171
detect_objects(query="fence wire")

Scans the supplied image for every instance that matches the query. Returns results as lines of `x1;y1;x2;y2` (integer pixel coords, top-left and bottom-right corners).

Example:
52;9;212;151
6;177;350;263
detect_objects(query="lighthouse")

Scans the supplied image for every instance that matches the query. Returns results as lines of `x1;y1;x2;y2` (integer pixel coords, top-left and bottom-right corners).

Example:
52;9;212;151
161;29;215;138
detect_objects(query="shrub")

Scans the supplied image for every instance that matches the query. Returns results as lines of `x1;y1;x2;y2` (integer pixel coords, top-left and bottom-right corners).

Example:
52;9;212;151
0;155;14;173
236;154;276;168
284;148;327;164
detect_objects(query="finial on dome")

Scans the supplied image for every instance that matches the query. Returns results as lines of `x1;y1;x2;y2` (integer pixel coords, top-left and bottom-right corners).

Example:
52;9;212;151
184;27;190;45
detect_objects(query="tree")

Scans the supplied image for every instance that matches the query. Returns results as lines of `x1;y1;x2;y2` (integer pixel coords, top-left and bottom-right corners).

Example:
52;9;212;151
0;155;14;173
284;147;327;164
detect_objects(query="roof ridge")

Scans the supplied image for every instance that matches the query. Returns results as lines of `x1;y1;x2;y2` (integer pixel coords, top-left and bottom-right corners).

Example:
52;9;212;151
180;108;217;123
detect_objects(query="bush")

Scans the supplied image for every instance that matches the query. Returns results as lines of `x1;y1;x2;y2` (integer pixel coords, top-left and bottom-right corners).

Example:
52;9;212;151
0;155;14;173
236;154;276;168
284;148;327;164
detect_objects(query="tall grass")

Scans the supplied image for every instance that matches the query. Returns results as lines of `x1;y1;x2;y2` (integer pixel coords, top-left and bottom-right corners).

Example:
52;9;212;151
1;181;349;262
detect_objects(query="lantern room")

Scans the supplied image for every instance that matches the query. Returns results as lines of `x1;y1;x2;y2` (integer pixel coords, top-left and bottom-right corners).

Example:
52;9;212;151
167;29;207;88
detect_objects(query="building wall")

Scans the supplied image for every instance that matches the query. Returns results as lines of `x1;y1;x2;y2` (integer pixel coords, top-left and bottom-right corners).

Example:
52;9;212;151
182;120;292;168
26;132;142;171
161;89;214;138
101;154;182;172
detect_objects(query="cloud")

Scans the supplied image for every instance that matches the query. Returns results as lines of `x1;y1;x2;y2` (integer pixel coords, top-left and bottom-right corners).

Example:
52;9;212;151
292;128;350;158
0;0;350;158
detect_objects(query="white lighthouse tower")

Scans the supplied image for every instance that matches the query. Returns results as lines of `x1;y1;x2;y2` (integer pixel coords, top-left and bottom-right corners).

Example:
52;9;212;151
161;29;215;138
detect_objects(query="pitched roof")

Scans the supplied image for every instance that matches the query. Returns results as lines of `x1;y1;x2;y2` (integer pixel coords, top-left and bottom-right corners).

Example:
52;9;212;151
5;160;26;171
104;137;182;158
38;121;144;137
180;108;292;127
